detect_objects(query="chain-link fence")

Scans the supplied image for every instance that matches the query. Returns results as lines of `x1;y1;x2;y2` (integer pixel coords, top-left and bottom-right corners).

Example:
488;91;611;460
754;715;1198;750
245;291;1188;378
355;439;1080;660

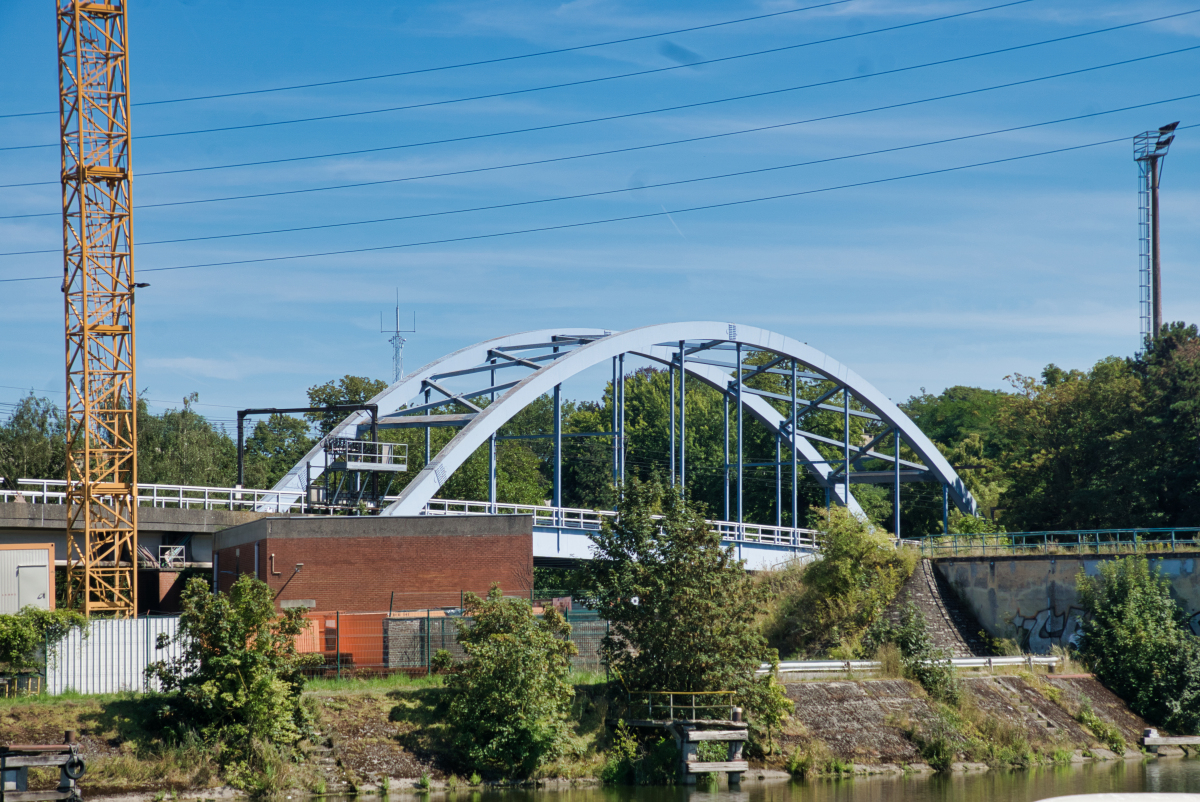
302;606;608;678
27;600;606;695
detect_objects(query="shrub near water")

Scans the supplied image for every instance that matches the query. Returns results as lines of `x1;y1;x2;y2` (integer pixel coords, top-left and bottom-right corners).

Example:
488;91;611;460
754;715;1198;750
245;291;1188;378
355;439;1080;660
445;584;578;778
148;576;319;790
1077;555;1200;733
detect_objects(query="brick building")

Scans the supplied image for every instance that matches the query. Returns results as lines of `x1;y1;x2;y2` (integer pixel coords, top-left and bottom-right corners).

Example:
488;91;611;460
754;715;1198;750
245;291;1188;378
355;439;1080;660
212;514;533;612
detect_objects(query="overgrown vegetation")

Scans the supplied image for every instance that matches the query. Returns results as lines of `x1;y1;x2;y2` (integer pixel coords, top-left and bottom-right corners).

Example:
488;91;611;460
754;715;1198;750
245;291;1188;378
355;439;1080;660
1076;555;1200;733
445;585;578;778
148;576;319;791
761;506;917;658
0;607;87;674
863;601;960;704
587;478;792;757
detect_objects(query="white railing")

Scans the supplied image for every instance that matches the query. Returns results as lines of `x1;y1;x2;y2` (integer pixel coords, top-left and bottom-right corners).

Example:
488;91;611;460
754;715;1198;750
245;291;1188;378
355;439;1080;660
422;498;821;549
0;478;304;513
2;480;820;549
761;655;1063;674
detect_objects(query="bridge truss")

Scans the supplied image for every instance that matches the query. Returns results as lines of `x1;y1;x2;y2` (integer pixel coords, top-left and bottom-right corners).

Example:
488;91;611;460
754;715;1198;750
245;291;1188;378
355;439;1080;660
274;324;976;554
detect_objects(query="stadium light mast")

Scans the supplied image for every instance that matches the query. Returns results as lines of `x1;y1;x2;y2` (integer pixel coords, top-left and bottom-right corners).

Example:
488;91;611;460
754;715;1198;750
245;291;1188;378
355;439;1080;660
1135;121;1179;344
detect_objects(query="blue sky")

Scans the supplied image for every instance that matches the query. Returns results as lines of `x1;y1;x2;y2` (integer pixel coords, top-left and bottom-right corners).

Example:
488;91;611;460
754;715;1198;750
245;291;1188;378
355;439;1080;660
1;0;1198;424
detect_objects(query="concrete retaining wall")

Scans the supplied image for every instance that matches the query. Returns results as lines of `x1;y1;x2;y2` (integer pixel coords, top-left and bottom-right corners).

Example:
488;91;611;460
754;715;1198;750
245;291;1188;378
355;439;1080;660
934;552;1200;653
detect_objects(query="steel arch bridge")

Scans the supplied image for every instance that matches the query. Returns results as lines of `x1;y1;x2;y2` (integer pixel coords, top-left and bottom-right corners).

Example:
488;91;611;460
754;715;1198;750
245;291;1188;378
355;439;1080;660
273;323;977;569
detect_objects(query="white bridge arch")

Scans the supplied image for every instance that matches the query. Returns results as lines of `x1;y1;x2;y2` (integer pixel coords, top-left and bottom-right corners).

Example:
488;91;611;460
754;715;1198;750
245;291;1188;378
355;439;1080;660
274;324;976;553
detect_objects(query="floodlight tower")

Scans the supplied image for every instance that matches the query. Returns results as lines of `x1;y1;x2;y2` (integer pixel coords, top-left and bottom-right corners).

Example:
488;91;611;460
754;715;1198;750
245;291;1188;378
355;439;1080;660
57;0;141;616
380;290;416;383
1135;121;1179;343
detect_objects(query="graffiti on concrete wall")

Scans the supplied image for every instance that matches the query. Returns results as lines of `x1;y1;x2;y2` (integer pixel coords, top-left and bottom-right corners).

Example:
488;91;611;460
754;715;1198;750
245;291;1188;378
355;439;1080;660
1010;607;1086;654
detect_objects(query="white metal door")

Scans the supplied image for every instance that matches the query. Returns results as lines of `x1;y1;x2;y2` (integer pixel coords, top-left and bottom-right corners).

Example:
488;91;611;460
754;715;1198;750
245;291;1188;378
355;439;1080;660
17;564;49;610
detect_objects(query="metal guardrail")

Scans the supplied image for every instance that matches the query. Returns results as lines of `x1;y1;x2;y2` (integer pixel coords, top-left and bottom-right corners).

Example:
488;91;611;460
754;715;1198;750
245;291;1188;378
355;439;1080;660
0;478;305;513
423;498;821;548
761;655;1062;674
920;529;1200;556
2;480;818;549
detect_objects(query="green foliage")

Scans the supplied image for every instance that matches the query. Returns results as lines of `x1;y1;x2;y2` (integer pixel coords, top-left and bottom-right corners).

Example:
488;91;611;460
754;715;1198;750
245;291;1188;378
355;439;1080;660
587;478;791;741
147;576;318;786
430;649;454;674
599;722;677;786
0;607;86;673
468;772;481;786
138;395;238;487
1076;556;1200;733
762;507;917;657
864;601;960;704
305;376;389;436
1076;698;1126;754
0;394;64;490
242;414;314;489
445;584;577;778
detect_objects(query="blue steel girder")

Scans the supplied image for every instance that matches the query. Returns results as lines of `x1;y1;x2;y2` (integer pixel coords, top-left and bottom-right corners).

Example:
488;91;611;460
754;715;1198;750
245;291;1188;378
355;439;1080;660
267;328;611;506
318;322;979;518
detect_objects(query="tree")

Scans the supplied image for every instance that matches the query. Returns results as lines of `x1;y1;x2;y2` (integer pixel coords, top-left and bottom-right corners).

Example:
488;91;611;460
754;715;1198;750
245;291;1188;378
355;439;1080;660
587;480;787;713
1077;556;1200;734
243;414;314;489
148;576;317;785
306;375;388;436
138;394;237;487
0;394;65;490
446;584;577;778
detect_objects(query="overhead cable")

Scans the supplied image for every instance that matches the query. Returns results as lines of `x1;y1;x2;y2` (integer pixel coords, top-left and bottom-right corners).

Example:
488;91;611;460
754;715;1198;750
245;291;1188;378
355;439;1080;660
4;92;1198;256
7;129;1194;284
17;1;1187;152
3;30;1197;196
0;0;855;118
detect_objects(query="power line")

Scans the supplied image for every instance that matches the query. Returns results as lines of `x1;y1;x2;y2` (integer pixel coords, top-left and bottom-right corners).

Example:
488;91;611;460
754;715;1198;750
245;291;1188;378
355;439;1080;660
5;91;1198;257
2;36;1195;209
0;0;855;119
6;3;1188;157
7;129;1188;284
0;1;1041;151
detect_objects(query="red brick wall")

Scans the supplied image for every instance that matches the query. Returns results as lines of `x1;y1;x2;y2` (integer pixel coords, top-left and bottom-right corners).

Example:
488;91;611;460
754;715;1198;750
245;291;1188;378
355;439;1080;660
214;532;532;612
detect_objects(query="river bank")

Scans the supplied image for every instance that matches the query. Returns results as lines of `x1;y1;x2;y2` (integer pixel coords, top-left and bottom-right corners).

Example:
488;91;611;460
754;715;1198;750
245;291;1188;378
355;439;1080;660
0;667;1183;801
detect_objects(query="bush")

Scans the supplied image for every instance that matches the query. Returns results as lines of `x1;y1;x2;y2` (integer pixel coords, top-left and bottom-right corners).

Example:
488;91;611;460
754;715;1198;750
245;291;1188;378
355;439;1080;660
1077;556;1200;733
1076;699;1125;754
0;606;86;674
430;649;454;674
445;584;577;778
147;576;318;787
761;507;916;657
599;722;677;786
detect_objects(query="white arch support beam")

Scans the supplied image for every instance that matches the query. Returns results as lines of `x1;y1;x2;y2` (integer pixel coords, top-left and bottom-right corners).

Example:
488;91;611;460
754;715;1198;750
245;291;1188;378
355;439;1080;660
283;323;978;519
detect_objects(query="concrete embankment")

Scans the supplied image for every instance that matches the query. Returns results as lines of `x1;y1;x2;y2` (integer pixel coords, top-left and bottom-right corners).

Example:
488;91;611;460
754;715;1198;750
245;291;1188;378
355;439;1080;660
781;673;1156;772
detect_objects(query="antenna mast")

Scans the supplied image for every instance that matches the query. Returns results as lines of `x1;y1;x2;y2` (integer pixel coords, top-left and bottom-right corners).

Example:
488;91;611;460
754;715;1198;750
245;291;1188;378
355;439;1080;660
380;290;416;383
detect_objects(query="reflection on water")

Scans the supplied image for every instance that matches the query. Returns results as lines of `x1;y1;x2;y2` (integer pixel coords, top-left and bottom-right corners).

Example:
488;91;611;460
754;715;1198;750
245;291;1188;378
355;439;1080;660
404;758;1199;802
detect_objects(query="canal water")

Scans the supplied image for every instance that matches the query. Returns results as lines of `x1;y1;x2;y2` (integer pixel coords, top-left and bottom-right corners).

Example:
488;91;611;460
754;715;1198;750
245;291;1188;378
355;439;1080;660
420;758;1199;802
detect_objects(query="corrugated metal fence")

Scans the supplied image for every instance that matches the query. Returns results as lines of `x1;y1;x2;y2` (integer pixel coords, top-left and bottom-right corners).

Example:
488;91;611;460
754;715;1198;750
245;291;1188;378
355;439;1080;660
41;610;607;694
47;616;182;695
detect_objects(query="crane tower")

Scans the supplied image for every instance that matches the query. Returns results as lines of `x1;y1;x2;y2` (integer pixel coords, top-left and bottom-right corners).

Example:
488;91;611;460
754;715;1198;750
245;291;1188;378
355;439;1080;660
57;0;140;616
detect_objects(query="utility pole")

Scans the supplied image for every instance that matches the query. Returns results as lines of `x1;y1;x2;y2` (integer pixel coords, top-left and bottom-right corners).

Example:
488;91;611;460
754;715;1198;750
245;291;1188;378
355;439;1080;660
58;0;141;617
1135;122;1178;343
380;289;416;384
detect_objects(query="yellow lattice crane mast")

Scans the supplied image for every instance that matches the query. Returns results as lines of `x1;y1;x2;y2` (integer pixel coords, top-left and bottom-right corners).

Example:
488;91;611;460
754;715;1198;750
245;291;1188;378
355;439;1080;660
57;0;140;617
